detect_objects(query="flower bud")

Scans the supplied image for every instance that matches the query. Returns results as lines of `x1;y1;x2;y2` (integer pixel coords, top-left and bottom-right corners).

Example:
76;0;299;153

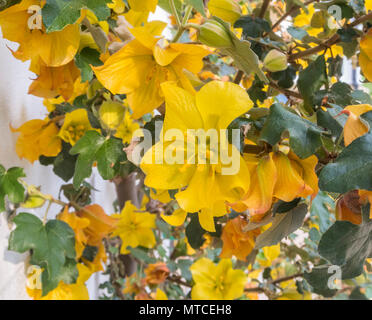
99;100;125;130
263;49;288;72
198;20;233;49
208;0;242;24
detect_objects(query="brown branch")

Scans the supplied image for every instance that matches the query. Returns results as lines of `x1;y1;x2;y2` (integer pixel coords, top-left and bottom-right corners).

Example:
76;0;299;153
233;70;244;84
289;11;372;61
259;0;271;19
244;273;304;293
269;0;317;34
167;275;192;288
271;272;304;285
269;80;303;99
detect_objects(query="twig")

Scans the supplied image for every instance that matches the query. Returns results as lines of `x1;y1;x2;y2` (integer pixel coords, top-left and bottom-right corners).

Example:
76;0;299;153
268;80;303;99
43;201;52;225
271;272;304;285
169;0;181;27
258;0;271;19
268;0;317;34
244;273;304;293
289;12;372;61
172;4;194;42
233;70;244;84
167;275;192;288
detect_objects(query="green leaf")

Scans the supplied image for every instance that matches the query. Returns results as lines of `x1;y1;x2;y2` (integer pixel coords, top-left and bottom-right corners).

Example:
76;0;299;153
319;111;372;193
184;0;205;16
310;191;335;233
260;103;324;158
340;39;359;58
234;16;271;38
54;145;78;182
186;214;206;249
70;131;105;188
270;65;297;89
95;138;125;180
304;265;338;297
297;55;328;114
349;287;368;300
337;27;358;43
254;204;308;249
317;104;345;141
318;205;372;279
216;17;268;83
8;213;77;296
287;26;308;40
70;131;126;189
42;0;112;32
75;47;103;82
158;0;182;14
129;247;156;264
177;259;193;281
0;166;26;211
273;198;301;214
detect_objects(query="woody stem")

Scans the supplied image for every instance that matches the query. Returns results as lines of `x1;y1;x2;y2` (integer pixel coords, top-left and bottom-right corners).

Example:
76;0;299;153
289;11;372;61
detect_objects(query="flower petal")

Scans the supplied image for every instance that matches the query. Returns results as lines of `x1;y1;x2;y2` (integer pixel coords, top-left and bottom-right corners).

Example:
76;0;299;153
92;40;153;95
241;153;277;215
195;81;253;130
141;142;196;190
273;152;305;202
161;82;203;132
161;209;187;227
343;104;372;146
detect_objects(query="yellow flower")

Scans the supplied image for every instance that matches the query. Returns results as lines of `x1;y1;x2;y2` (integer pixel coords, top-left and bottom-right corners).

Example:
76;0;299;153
190;258;247;300
108;0;126;14
43;76;89;112
233;153;277;215
257;243;281;267
27;264;92;300
111;201;156;254
341;104;372;146
152;288;168;300
76;204;118;247
0;0;80;67
141;81;252;232
232;151;318;216
128;0;157;13
161;208;187;227
93;21;210;119
293;4;322;37
276;289;312;300
28;59;81;101
58;204;117;272
366;0;372;12
58;109;95;146
114;111;141;144
273;151;318;202
220;217;261;261
150;188;173;204
58;206;90;258
10;118;62;163
144;262;170;285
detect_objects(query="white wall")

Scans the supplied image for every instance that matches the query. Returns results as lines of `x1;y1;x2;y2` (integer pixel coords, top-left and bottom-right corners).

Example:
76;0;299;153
0;35;118;300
